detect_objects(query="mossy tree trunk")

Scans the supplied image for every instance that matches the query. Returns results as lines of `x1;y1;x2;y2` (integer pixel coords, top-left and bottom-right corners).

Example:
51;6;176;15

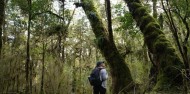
149;0;159;90
123;0;185;91
0;0;5;58
80;0;135;93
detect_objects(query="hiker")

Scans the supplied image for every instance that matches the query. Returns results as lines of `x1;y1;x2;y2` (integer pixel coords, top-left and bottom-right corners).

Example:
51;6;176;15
89;61;108;94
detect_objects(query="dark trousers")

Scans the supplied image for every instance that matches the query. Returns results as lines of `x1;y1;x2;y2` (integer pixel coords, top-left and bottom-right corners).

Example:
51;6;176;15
93;86;106;94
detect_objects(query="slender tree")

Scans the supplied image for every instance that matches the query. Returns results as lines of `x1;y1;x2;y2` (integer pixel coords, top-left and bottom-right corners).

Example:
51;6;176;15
0;0;5;58
161;0;190;70
26;0;32;93
152;0;157;18
40;38;45;94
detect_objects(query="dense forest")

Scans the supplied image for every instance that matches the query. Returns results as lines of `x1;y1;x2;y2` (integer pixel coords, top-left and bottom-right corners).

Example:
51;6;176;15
0;0;190;94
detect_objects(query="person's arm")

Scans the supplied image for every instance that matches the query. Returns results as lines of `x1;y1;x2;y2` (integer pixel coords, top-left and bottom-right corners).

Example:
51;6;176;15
100;69;108;81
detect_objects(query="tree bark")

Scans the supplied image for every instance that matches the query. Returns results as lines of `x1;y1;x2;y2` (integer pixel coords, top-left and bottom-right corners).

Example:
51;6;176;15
3;0;8;44
149;0;159;90
40;41;45;94
0;0;5;58
152;0;157;18
26;0;32;93
80;0;135;93
105;0;113;42
169;0;190;70
123;0;184;91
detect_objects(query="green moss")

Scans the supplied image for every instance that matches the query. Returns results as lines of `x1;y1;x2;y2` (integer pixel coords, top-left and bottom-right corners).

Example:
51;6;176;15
134;7;147;18
153;41;168;54
144;29;166;53
133;7;149;24
129;2;142;11
154;65;183;92
153;72;170;91
144;30;160;42
129;3;142;21
139;15;155;30
151;34;177;55
124;0;185;92
94;36;107;49
156;35;169;44
82;0;107;38
143;22;161;34
152;41;184;92
166;46;176;54
153;36;176;55
153;56;183;91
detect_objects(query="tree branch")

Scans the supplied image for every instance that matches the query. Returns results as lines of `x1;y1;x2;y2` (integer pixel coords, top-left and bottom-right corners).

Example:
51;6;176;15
66;8;76;29
32;11;65;20
105;0;113;42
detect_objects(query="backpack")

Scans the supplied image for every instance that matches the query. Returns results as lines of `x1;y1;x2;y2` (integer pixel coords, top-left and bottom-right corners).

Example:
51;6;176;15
88;68;102;86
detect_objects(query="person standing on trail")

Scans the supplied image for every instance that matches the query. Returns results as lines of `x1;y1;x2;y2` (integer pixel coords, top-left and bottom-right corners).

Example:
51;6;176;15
89;61;108;94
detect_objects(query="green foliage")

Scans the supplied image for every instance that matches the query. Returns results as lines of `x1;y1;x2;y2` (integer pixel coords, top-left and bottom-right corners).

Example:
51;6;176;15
46;24;66;36
11;0;29;14
11;0;52;16
114;4;125;16
2;0;190;93
32;0;51;13
114;3;140;38
118;13;134;30
114;3;134;28
172;0;190;17
0;44;26;93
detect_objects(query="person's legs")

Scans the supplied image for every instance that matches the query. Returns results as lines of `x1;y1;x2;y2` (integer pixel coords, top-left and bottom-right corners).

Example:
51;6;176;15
100;86;106;94
93;86;100;94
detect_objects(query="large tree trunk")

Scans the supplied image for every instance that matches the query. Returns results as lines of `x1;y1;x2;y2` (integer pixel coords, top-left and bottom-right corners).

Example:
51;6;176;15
80;0;135;93
0;0;5;58
123;0;184;91
149;0;159;90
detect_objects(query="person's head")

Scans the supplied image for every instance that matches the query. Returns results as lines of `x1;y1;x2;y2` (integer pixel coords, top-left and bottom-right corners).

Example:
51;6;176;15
96;61;105;68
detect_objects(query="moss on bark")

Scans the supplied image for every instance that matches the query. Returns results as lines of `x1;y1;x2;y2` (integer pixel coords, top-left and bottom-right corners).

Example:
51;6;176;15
123;0;185;92
81;0;135;93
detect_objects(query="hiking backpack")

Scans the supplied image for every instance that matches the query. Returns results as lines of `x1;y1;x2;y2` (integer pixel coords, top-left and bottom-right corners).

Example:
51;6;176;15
88;68;102;86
